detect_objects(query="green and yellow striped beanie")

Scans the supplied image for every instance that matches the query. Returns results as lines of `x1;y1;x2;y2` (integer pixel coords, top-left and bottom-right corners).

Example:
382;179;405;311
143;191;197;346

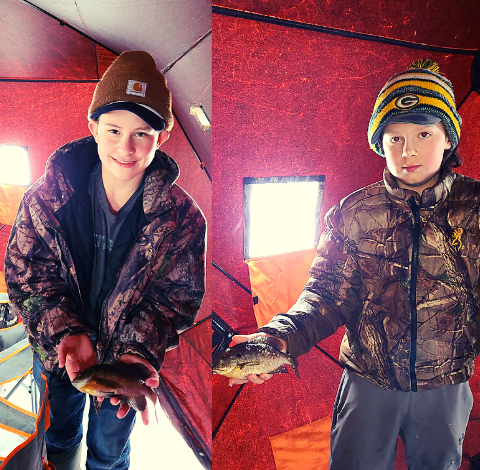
368;59;461;156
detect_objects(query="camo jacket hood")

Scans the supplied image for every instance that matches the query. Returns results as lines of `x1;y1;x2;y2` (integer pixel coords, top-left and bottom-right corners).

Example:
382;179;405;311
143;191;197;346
5;136;206;373
260;168;480;391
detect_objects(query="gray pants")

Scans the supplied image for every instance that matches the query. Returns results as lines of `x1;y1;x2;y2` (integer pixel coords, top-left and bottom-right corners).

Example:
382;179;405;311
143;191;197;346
329;368;473;470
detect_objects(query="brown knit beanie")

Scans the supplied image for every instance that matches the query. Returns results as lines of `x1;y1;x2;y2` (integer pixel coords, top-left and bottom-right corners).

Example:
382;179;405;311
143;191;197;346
88;51;173;132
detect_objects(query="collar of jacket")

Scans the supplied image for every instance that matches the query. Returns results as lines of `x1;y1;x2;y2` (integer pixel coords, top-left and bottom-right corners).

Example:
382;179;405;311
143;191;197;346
38;135;180;222
383;167;455;209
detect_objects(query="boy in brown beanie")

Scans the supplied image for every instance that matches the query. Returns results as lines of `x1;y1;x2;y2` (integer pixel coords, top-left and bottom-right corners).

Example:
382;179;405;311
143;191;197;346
5;51;206;470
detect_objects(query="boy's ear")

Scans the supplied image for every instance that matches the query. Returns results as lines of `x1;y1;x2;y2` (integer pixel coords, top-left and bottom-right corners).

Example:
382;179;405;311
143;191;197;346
88;120;99;143
156;130;170;148
445;136;452;150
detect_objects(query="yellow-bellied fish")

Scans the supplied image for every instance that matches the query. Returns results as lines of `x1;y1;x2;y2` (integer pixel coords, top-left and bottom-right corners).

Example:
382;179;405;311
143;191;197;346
72;362;157;412
213;336;299;379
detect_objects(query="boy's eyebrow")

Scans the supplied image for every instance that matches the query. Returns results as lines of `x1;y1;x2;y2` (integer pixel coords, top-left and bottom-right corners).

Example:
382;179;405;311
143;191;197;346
103;122;153;131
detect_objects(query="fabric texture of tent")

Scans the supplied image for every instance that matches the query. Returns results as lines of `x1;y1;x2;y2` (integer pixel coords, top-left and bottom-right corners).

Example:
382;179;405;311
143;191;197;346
0;186;25;228
246;248;317;327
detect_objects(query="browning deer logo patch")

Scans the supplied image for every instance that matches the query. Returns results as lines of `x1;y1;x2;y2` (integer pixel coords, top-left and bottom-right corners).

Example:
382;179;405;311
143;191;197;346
451;228;463;250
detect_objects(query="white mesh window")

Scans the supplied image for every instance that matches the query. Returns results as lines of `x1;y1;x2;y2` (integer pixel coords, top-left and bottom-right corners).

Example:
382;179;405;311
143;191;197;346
0;146;31;186
244;175;325;259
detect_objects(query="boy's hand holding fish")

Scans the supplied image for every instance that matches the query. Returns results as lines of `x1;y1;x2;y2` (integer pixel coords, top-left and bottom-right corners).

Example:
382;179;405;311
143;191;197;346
58;334;98;382
71;352;159;425
214;332;292;386
111;354;159;425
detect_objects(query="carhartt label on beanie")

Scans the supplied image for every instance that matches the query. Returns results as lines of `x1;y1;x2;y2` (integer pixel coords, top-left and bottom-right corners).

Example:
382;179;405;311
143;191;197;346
88;51;173;131
126;80;147;97
368;59;461;156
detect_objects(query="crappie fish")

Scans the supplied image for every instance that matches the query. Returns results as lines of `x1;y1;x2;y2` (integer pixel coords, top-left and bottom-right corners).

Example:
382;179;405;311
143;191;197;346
213;336;299;379
72;362;157;413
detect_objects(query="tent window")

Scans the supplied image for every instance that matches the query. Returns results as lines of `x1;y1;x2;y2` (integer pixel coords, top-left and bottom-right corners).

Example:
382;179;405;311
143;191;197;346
0;146;31;186
243;175;325;259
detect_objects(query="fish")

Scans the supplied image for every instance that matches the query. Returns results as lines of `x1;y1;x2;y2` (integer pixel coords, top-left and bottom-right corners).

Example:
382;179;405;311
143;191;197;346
212;335;300;380
72;361;157;413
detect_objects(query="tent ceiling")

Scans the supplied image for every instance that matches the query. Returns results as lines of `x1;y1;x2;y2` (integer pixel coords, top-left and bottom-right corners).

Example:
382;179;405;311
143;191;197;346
23;0;212;174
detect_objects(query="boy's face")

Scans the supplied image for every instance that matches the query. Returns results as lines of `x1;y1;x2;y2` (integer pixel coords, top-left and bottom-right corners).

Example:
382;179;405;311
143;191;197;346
88;109;169;189
382;121;451;195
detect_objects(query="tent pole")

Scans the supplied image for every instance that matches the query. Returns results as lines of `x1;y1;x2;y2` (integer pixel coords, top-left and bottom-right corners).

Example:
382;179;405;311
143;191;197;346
213;383;245;439
212;6;477;55
457;88;473;110
5;375;28;400
314;345;344;369
212;261;252;295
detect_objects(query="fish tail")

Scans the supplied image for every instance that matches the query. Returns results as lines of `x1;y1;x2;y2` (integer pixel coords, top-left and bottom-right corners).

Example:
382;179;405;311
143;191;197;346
124;395;147;412
290;356;300;378
123;389;158;415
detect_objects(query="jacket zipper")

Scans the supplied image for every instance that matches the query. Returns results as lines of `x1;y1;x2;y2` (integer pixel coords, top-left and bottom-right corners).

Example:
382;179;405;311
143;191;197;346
407;196;420;392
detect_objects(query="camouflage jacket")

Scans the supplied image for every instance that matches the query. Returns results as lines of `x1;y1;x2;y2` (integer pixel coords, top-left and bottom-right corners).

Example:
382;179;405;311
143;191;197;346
260;168;480;391
5;136;206;373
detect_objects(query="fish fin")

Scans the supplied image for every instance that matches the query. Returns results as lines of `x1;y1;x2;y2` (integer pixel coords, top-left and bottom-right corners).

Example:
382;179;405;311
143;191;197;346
269;365;289;374
122;393;159;423
120;395;147;412
249;335;285;351
93;397;102;415
290;356;300;378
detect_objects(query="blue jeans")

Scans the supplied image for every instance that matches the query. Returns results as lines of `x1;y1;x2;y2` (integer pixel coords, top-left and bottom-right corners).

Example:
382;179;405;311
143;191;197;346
33;356;136;470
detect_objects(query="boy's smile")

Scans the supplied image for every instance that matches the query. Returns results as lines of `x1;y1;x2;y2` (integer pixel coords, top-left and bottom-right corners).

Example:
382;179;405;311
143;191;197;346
88;109;169;192
382;121;451;195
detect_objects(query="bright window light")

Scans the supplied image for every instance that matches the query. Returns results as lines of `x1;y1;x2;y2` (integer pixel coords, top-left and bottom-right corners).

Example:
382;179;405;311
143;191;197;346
0;146;31;186
244;175;325;259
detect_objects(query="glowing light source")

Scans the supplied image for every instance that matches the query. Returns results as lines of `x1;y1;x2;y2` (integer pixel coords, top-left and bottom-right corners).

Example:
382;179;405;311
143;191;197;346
189;104;211;131
244;175;325;259
0;146;31;186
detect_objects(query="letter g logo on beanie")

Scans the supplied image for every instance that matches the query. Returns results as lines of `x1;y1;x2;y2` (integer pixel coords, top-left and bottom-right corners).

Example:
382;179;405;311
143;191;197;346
395;94;420;109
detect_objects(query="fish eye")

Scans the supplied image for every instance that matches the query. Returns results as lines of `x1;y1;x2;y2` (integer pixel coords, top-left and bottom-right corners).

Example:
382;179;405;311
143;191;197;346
235;353;242;358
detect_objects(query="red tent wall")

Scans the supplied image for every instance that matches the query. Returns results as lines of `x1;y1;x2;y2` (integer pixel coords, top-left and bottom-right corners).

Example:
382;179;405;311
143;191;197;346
212;3;480;470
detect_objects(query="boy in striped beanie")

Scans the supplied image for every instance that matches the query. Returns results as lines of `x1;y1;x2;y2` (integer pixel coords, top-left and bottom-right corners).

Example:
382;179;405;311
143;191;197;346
368;59;461;156
367;59;462;195
230;60;480;470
